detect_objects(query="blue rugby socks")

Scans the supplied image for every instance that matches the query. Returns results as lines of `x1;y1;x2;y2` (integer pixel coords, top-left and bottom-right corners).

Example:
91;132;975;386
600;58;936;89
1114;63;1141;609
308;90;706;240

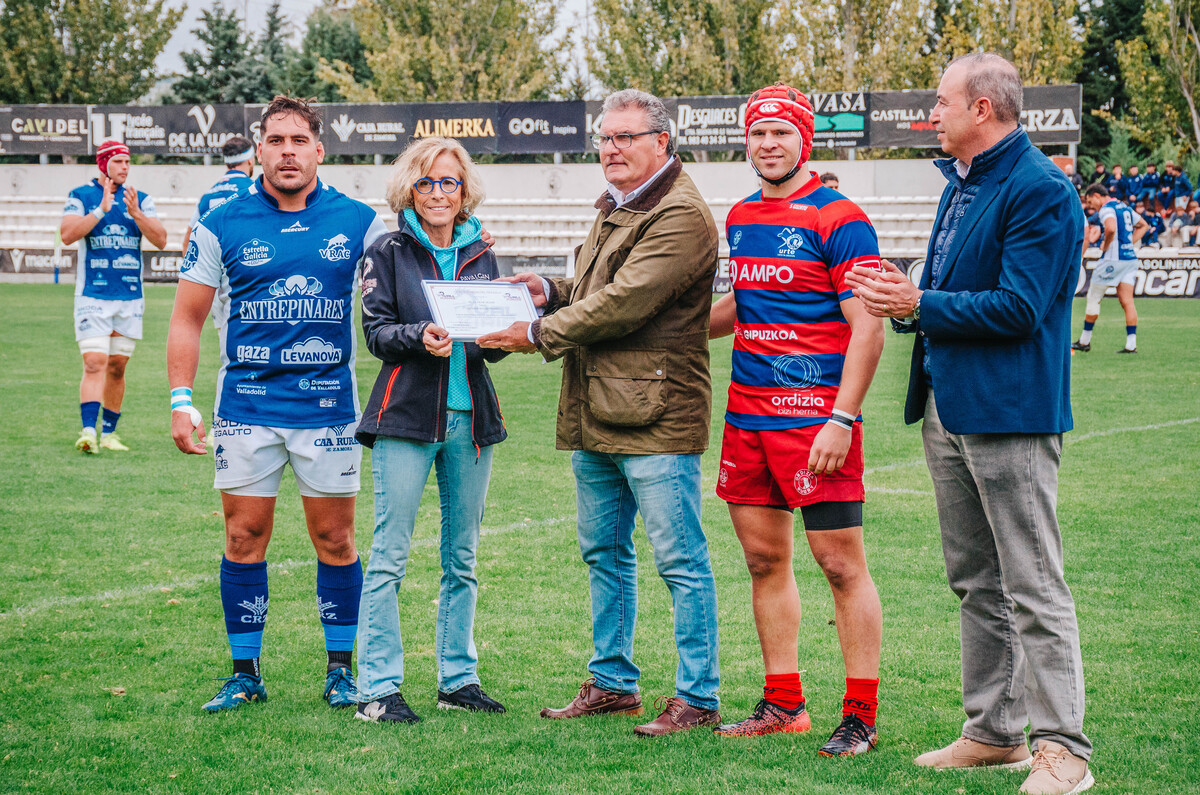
1078;320;1095;346
80;401;101;431
220;556;268;679
101;407;120;435
1125;325;1137;350
316;558;362;670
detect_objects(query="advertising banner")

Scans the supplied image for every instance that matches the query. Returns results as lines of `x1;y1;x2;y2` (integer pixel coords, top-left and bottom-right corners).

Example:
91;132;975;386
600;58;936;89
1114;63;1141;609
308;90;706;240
1076;255;1200;298
0;105;90;155
321;103;415;155
868;85;1081;147
810;92;870;150
0;247;77;275
407;102;499;154
498;101;585;153
89;104;247;155
672;95;746;151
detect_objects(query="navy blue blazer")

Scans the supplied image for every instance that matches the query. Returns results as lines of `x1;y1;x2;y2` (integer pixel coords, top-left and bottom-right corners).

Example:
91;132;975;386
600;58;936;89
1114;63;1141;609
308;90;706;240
903;130;1083;434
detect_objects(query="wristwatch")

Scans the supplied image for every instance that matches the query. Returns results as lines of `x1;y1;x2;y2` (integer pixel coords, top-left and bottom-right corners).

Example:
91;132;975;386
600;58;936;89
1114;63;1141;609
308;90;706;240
911;294;921;322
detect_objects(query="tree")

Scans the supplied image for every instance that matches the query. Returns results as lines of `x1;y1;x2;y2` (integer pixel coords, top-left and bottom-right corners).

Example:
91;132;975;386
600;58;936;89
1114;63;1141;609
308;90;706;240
224;1;300;102
1074;0;1147;154
934;0;1083;86
171;1;253;103
780;0;939;92
0;0;182;103
292;4;374;102
327;0;567;102
587;0;788;97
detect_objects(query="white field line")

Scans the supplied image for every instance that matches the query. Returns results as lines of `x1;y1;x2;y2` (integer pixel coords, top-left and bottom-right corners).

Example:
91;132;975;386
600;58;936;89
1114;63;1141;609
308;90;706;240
1067;416;1200;444
3;516;572;619
11;417;1194;618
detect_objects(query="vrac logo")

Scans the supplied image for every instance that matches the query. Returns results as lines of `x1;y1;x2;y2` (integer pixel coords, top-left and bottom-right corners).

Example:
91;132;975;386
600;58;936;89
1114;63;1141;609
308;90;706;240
320;234;351;262
777;227;804;257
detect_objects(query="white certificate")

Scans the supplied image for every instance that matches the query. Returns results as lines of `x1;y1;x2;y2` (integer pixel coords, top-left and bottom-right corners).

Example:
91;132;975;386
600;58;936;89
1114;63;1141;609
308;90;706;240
421;280;538;340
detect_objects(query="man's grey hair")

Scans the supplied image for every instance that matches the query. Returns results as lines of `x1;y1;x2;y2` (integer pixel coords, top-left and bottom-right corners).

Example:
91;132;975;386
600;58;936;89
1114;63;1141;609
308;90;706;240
948;52;1023;125
601;89;675;156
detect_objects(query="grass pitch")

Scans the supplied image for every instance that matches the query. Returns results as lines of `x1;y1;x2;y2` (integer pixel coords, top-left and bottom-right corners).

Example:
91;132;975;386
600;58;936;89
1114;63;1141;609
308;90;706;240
0;283;1197;793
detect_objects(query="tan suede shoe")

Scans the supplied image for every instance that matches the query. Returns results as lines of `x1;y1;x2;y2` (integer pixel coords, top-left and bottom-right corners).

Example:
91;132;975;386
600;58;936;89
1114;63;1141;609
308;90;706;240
539;678;643;719
914;736;1033;769
1019;741;1094;794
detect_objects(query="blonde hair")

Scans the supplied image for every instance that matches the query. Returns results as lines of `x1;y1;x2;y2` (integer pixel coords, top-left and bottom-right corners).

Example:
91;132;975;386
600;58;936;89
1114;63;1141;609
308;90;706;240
385;137;484;223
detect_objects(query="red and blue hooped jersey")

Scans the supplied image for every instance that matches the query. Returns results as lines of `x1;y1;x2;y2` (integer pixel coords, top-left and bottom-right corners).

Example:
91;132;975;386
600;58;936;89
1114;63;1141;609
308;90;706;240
725;173;879;431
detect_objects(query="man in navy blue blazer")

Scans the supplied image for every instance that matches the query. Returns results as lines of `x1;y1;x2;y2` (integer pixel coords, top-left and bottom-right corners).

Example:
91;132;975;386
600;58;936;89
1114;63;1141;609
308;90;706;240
846;53;1094;795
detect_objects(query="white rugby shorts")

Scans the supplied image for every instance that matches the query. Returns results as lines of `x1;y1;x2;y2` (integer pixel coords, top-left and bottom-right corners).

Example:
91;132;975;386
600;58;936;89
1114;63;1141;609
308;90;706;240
1091;257;1139;287
74;296;144;341
210;415;362;497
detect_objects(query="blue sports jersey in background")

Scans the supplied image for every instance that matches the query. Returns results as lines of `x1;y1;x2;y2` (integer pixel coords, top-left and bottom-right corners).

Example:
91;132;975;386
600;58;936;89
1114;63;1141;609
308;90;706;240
1098;199;1137;261
62;180;156;300
189;170;254;228
181;178;387;428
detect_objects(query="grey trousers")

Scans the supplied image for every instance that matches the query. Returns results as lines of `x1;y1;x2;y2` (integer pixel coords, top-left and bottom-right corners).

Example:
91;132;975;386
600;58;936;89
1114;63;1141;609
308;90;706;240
922;393;1091;760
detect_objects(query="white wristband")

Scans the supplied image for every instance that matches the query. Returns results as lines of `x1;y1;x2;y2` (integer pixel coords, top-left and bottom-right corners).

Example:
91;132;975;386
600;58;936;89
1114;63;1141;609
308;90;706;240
831;408;857;423
91;206;105;220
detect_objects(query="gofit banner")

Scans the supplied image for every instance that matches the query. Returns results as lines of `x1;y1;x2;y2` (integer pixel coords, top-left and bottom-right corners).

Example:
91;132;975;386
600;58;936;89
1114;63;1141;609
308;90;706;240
498;101;584;153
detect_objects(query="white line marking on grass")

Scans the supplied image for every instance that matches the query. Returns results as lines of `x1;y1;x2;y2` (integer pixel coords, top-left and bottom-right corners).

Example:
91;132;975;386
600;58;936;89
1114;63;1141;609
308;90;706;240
864;459;926;475
3;516;571;619
868;487;933;496
1067;417;1200;444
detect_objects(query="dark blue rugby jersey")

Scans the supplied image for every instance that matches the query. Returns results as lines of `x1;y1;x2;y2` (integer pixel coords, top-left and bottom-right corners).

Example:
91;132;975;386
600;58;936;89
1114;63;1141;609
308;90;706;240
62;179;157;300
181;178;387;428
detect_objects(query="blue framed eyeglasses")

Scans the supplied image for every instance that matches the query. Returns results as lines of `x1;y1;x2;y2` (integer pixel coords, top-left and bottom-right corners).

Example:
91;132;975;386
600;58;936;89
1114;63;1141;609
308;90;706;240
413;177;462;194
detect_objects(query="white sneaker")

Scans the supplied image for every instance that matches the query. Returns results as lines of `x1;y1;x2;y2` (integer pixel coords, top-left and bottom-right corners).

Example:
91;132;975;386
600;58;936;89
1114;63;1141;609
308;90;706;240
75;428;100;455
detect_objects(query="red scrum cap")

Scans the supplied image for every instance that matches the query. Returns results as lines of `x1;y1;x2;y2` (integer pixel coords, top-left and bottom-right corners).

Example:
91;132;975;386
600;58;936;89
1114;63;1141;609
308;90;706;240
744;83;816;173
96;140;130;178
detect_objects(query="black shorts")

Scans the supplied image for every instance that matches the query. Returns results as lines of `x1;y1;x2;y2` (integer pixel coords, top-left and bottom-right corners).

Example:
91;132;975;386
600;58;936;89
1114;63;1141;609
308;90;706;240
799;500;863;531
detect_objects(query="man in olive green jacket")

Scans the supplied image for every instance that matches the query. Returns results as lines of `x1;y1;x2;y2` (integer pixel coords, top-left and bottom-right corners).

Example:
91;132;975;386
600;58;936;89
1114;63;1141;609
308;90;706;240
479;88;721;737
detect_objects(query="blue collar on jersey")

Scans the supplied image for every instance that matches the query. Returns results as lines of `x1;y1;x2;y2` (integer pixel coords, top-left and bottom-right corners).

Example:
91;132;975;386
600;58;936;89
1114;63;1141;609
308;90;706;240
251;175;324;209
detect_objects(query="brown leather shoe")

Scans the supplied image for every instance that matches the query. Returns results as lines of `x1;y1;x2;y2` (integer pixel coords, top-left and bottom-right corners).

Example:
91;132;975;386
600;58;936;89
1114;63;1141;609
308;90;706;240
633;696;720;737
539;678;644;719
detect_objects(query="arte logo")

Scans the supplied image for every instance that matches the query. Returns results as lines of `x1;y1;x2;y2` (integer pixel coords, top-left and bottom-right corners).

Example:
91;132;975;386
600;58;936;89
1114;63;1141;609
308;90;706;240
793;469;818;496
238;595;269;623
771;353;822;389
320;234;352;262
281;336;342;364
777;227;804;257
238;238;275;267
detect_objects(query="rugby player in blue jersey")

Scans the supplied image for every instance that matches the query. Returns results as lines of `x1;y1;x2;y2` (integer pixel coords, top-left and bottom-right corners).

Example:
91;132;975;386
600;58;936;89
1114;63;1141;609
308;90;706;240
1073;185;1149;354
166;96;388;713
60;140;167;454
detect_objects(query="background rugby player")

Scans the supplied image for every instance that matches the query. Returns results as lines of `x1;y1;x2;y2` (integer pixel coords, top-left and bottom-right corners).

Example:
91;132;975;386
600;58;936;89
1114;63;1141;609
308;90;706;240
167;96;387;713
60;140;167;454
708;83;886;757
1072;185;1149;354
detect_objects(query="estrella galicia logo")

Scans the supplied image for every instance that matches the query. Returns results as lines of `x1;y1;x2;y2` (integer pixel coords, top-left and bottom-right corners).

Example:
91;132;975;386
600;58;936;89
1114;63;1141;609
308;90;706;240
238;595;269;623
771;353;823;389
238;238;276;267
320;233;352;262
777;227;804;257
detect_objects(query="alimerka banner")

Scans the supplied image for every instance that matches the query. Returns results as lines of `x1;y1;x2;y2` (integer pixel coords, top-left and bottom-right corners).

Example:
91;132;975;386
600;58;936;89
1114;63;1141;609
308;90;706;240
0;87;1082;156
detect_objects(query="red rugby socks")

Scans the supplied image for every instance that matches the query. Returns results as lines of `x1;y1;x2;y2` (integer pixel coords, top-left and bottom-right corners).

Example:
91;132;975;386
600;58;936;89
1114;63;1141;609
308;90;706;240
843;677;880;726
763;672;805;710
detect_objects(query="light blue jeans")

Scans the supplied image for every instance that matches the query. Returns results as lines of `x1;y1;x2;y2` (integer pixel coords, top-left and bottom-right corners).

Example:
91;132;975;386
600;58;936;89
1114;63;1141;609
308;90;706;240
572;450;720;710
356;411;493;700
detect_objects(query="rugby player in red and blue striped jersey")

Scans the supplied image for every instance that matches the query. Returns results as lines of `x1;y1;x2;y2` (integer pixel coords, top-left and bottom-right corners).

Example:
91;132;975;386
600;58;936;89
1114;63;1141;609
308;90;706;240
710;83;885;756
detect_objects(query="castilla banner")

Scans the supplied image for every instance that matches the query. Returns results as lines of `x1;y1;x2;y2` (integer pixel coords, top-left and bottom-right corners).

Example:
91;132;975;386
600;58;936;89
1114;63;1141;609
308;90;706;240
868;85;1082;148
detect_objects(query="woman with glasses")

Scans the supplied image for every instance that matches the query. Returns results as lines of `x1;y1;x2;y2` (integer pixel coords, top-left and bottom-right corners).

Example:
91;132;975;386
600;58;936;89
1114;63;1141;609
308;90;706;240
353;137;508;724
